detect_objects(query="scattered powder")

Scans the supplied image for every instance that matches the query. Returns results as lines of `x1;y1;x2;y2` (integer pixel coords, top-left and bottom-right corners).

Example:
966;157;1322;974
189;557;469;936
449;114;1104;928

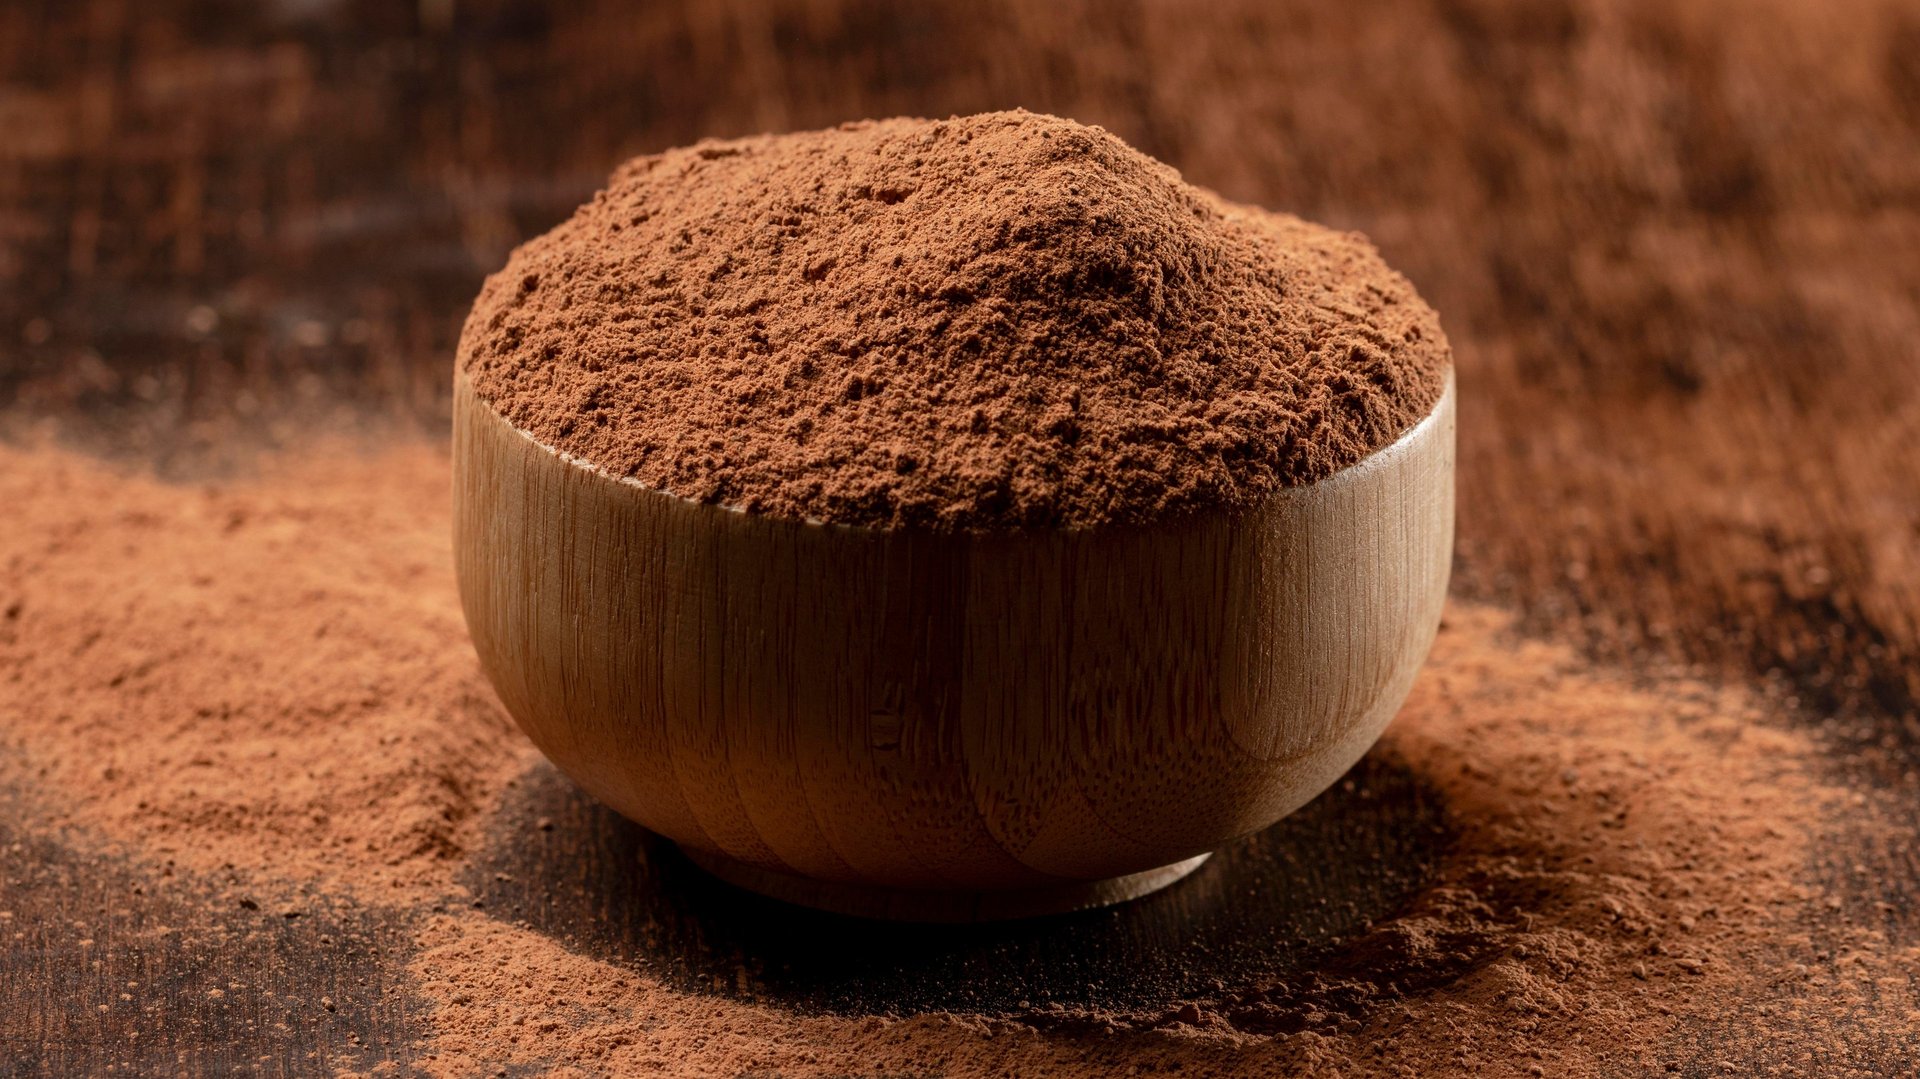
0;442;534;902
4;442;1912;1075
403;605;1917;1077
457;110;1450;531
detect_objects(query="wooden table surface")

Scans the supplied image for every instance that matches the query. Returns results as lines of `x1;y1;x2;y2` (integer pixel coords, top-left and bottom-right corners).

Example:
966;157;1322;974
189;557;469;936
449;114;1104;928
3;0;1917;1074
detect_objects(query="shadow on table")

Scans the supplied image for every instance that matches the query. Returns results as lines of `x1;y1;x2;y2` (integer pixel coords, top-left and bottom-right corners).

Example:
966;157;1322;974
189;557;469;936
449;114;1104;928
466;752;1449;1016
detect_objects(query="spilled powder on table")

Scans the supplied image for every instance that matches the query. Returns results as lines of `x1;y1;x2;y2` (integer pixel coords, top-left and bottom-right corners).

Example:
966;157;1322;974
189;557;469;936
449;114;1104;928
404;605;1917;1077
0;441;536;902
2;442;1913;1076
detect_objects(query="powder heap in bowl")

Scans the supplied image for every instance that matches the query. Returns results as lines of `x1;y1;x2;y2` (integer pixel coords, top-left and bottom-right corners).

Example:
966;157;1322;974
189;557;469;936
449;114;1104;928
458;109;1450;531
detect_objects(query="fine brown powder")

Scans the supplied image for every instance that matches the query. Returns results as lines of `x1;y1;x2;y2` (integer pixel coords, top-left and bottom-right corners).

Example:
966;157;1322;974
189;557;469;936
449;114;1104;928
4;441;1912;1076
457;110;1450;531
0;441;533;902
403;605;1918;1077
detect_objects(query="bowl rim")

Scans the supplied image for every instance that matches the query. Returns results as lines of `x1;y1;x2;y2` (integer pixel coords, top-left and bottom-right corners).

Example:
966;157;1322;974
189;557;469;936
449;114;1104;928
454;367;1456;540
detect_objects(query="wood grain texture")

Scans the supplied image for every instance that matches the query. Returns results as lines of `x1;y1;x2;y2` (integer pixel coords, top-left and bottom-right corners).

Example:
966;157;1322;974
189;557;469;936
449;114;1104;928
452;372;1455;916
0;801;423;1076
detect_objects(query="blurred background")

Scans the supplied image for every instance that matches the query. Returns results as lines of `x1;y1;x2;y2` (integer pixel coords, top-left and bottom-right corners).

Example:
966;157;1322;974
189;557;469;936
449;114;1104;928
2;0;1917;739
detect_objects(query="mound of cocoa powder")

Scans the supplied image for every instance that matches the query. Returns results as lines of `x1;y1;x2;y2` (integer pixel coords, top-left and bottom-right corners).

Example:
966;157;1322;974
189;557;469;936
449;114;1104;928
458;110;1450;530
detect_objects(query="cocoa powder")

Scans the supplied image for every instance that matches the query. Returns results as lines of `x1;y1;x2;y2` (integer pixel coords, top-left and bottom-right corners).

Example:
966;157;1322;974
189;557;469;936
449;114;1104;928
405;605;1917;1077
0;441;533;902
3;441;1912;1076
458;110;1449;530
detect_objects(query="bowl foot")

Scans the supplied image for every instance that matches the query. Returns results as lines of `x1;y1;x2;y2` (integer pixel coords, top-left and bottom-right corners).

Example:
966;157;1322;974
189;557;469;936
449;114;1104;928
676;846;1213;922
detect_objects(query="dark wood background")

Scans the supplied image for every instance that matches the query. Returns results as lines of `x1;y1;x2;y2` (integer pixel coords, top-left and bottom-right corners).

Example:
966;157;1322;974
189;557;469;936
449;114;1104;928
3;0;1917;1074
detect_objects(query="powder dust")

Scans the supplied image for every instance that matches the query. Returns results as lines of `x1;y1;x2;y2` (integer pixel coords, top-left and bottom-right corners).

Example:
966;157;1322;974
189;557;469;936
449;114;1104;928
0;441;536;902
460;110;1449;531
404;607;1917;1077
3;440;1913;1076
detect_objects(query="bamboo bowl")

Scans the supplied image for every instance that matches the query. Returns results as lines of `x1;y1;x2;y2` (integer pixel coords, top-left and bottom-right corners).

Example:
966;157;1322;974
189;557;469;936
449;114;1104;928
453;371;1455;920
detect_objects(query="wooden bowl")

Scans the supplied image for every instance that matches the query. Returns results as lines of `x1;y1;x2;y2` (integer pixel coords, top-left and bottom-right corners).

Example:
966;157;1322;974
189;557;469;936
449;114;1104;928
453;371;1455;920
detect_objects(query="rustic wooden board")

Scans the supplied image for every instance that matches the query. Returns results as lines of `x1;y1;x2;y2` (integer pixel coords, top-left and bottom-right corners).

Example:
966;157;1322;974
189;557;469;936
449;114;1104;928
3;0;1916;1073
0;789;423;1075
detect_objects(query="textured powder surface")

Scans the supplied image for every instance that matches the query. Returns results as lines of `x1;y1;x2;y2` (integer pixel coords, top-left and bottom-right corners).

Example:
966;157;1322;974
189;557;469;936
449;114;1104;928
410;606;1916;1077
457;110;1450;531
8;1;1920;1073
0;442;534;902
5;442;1914;1076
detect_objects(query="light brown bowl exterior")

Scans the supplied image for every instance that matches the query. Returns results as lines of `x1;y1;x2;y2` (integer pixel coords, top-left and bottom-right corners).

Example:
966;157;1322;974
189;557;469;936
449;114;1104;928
453;372;1454;918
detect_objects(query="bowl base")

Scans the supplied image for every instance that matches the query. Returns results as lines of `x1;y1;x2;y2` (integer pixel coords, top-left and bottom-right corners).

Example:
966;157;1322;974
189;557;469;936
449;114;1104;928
677;846;1212;922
